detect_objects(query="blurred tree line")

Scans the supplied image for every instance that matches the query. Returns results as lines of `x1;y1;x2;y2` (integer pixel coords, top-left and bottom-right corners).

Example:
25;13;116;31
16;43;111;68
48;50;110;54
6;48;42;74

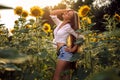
42;0;120;32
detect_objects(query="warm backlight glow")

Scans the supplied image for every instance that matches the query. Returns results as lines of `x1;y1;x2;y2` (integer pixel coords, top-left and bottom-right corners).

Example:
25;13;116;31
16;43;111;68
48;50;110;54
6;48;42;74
0;0;62;9
0;0;62;29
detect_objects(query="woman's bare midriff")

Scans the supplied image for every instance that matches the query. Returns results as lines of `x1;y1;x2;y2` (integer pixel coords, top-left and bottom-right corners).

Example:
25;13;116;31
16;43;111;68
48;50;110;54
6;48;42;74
56;43;66;50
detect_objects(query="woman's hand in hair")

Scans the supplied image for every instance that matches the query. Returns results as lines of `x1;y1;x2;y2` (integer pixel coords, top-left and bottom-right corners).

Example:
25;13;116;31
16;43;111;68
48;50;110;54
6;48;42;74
50;9;67;15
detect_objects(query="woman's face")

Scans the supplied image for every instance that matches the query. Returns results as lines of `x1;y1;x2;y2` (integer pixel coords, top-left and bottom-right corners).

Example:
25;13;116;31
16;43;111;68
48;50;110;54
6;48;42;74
62;10;74;21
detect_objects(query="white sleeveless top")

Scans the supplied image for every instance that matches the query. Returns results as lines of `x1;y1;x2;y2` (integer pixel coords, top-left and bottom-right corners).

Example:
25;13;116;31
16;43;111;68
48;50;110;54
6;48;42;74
50;15;78;45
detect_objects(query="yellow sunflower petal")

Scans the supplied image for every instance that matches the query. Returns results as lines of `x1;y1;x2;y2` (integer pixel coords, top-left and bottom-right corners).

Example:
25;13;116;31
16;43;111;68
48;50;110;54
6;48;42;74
30;6;44;17
14;6;23;16
25;24;31;28
22;10;29;18
78;5;90;17
82;17;92;24
114;13;120;22
42;23;51;33
10;29;15;33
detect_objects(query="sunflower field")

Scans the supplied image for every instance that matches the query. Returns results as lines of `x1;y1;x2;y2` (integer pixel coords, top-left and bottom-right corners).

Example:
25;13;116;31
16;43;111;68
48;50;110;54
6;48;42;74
0;3;120;80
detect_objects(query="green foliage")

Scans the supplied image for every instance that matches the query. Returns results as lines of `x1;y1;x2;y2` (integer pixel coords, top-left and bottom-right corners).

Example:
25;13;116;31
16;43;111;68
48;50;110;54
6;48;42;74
85;68;120;80
0;14;57;80
71;12;120;80
0;2;120;80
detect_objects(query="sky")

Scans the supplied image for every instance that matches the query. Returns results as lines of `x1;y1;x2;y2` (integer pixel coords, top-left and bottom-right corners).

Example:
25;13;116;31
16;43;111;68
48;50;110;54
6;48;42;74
0;0;62;29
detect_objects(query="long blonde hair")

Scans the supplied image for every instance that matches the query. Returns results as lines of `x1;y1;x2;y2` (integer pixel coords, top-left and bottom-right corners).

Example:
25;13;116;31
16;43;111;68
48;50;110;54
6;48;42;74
67;11;81;51
67;11;81;69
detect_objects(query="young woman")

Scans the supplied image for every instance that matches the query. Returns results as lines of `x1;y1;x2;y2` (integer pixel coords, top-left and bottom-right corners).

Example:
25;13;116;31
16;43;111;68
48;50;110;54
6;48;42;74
50;9;84;80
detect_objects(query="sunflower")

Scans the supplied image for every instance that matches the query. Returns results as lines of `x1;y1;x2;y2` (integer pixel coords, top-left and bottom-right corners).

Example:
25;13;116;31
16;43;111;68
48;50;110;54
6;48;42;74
22;10;29;18
14;6;23;16
14;20;19;24
114;13;120;22
90;38;97;42
42;23;51;33
78;5;90;17
25;24;31;28
10;29;15;33
82;17;92;24
30;6;44;17
29;19;35;23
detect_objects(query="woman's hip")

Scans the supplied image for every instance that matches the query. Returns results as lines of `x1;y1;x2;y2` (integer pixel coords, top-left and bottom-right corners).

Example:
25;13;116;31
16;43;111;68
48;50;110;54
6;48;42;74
57;45;73;61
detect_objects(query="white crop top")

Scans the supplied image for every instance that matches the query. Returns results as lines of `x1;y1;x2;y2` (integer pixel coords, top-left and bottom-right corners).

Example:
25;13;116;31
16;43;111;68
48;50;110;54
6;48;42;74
50;15;78;45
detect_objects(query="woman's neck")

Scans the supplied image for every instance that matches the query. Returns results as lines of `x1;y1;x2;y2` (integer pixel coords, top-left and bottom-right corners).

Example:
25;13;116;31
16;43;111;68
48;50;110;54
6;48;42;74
63;20;70;24
58;20;69;29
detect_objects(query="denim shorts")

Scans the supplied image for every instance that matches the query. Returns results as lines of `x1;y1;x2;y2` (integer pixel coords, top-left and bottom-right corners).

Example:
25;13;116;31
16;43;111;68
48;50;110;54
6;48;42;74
58;45;73;61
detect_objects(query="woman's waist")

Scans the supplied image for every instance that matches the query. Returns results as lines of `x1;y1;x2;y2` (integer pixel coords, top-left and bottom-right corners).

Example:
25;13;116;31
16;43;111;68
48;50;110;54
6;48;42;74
56;42;66;50
54;37;67;43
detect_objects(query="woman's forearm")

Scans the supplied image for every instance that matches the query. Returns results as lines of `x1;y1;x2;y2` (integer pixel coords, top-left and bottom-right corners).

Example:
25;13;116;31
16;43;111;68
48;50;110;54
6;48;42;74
70;45;78;52
50;9;66;15
65;45;78;53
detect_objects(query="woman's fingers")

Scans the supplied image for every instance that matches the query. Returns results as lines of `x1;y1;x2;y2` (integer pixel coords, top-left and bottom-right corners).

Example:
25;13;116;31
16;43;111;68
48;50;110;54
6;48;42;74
65;47;71;52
